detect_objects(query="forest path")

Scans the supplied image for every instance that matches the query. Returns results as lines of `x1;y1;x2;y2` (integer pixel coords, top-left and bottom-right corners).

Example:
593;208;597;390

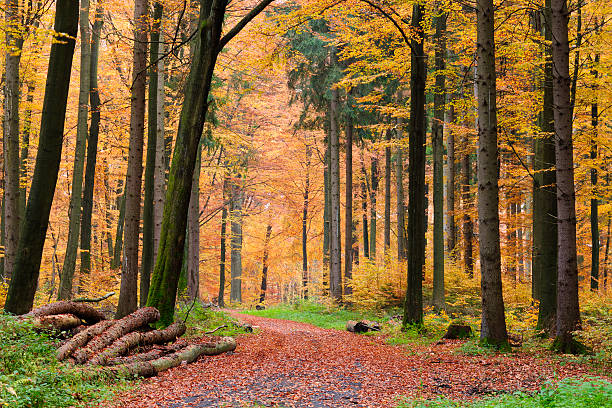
99;312;592;408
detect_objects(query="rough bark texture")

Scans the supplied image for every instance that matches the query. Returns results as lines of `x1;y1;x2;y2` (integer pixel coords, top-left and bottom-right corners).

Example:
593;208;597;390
57;320;115;361
432;9;447;311
59;0;91;300
462;133;474;278
476;0;508;347
153;39;166;266
109;337;236;377
105;343;187;366
89;322;186;366
141;2;164;307
26;301;106;323
259;224;272;303
344;119;353;296
31;314;82;331
403;3;426;327
3;0;23;282
551;0;581;352
117;0;149;318
329;87;342;301
534;0;557;331
73;307;160;364
79;4;103;280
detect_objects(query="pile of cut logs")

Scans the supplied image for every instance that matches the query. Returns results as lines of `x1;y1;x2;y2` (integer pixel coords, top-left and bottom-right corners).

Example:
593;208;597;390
23;301;236;377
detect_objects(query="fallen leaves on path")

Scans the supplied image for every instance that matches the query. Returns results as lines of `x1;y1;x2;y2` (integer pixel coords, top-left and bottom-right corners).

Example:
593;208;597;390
96;313;600;407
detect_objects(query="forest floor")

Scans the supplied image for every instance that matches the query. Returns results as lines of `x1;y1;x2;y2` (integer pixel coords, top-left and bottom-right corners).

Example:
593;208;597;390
95;312;604;408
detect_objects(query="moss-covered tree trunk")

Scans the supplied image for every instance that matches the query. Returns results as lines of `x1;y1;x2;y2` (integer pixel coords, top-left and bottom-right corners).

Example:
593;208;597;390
4;0;79;314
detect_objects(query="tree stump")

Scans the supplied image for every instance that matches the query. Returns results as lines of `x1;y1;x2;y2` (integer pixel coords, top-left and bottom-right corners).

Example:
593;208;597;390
442;324;472;339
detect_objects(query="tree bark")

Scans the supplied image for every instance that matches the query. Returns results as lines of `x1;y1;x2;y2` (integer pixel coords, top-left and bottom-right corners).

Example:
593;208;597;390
186;142;202;301
117;0;149;318
141;2;164;307
4;0;79;315
384;130;391;257
26;300;106;323
446;104;456;256
403;3;426;327
432;8;447;311
361;153;369;260
329;87;342;301
534;0;558;332
111;185;126;269
302;144;311;298
154;37;166;267
590;24;600;291
80;4;104;282
229;178;243;303
218;181;228;307
322;132;331;290
59;0;91;300
259;223;272;303
20;82;35;219
369;155;379;262
476;0;508;347
396;119;407;261
345;117;353;296
57;320;115;361
552;0;581;352
3;0;23;282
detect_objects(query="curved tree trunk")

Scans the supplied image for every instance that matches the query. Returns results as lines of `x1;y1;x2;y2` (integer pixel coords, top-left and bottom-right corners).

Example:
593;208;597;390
4;0;79;314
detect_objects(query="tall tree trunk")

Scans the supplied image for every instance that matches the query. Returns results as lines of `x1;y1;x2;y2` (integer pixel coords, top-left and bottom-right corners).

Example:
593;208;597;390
361;155;370;260
322;132;330;291
534;0;557;331
403;3;426;327
79;4;103;284
432;8;447;311
590;27;600;291
396;119;406;261
345;116;353;296
141;2;164;307
186;142;202;301
446;103;456;256
20;83;35;218
329;87;342;301
112;185;126;269
462;134;474;278
384;130;391;257
117;0;149;318
229;178;243;304
218;194;227;307
302;144;310;298
59;0;91;300
477;0;508;347
4;0;79;314
552;0;581;352
369;155;379;261
259;223;272;303
603;209;610;293
3;0;23;282
154;39;166;265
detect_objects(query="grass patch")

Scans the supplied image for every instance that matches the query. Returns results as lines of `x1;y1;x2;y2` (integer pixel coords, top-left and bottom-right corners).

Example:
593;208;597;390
176;301;253;337
240;300;378;330
0;314;133;408
396;377;612;407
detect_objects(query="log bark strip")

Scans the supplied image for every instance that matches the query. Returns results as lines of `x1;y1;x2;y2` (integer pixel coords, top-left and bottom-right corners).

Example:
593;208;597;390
73;307;160;364
108;337;236;377
89;322;186;366
57;320;115;361
26;301;106;323
31;314;81;331
105;343;187;366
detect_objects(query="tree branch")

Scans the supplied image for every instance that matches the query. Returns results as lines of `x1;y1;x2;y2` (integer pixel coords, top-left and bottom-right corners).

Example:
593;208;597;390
219;0;275;50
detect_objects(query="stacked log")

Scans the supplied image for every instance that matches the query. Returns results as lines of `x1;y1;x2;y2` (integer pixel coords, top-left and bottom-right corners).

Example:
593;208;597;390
21;302;235;378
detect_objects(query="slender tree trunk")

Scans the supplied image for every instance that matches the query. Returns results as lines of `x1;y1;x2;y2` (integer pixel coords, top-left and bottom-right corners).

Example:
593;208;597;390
462;134;474;278
329;87;342;301
590;27;600;291
403;3;426;327
20;83;35;218
552;0;581;352
4;0;79;314
154;40;166;265
345;116;353;297
117;0;149;318
322;133;330;291
432;8;447;311
603;210;610;293
361;156;369;260
384;130;391;257
535;0;557;331
477;0;508;347
218;197;227;307
302;144;310;298
103;163;114;260
259;223;272;303
112;185;126;269
369;155;379;261
446;103;456;256
186;142;202;301
229;178;243;304
3;0;23;281
396;119;407;261
141;2;163;307
79;4;103;284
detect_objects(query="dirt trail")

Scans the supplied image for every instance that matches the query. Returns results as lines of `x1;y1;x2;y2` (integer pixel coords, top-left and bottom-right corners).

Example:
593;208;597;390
98;313;592;408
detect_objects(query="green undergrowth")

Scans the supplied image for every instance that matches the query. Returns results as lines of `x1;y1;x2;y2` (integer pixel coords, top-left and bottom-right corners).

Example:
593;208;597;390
240;300;380;330
176;300;254;337
396;377;612;407
0;314;133;408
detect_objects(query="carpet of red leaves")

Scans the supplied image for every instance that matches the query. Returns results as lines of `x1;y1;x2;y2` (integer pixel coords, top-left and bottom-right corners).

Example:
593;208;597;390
96;313;598;407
